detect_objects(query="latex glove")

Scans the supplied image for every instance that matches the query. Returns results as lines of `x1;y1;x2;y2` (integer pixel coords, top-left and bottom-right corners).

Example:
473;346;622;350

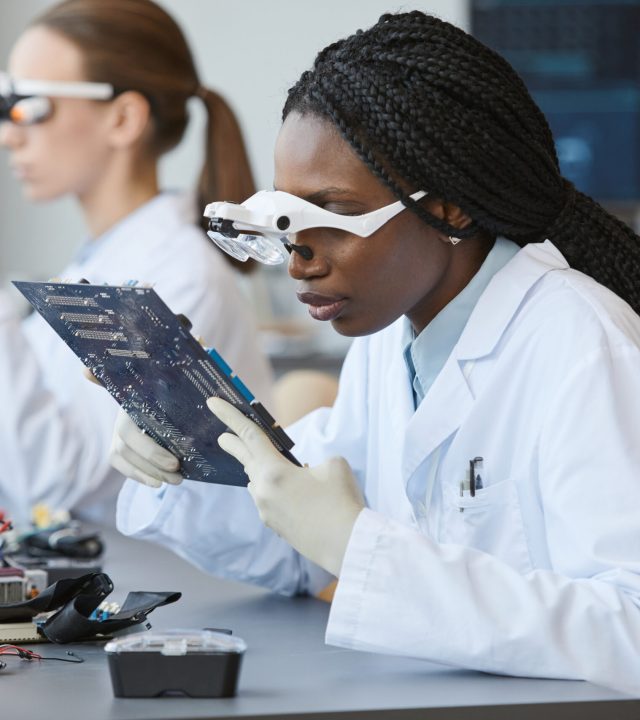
207;397;365;577
109;409;183;488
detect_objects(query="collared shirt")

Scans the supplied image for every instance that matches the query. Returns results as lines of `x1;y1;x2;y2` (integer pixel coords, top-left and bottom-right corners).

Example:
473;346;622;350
402;236;520;408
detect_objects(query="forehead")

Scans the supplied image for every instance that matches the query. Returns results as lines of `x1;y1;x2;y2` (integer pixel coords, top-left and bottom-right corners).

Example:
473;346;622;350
274;111;384;198
9;26;85;81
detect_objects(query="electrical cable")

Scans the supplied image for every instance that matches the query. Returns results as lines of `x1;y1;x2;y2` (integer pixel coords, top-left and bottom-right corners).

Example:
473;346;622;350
0;644;83;663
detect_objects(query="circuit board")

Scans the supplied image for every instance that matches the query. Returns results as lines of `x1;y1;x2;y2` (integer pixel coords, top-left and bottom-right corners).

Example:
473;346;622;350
14;281;298;486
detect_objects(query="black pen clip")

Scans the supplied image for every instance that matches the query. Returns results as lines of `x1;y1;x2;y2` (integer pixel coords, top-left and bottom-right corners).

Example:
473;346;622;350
469;456;483;497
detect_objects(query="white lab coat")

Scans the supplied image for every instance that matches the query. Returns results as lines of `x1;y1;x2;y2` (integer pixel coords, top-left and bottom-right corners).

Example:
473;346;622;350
117;240;640;694
0;193;273;525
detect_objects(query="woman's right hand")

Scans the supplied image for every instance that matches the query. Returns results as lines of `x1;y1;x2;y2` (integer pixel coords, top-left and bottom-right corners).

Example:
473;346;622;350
109;409;183;488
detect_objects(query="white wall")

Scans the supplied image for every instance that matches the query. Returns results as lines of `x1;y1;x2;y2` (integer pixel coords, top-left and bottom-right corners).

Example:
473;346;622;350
0;0;468;287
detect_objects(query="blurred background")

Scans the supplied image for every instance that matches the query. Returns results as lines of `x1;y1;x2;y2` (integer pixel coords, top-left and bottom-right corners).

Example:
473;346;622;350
1;0;639;377
473;0;640;223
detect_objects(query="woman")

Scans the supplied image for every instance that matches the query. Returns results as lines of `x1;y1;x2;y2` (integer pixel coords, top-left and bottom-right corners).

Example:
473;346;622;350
0;0;272;525
112;12;640;692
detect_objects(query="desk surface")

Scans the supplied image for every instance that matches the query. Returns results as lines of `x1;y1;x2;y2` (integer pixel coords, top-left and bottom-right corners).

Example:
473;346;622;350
3;527;639;720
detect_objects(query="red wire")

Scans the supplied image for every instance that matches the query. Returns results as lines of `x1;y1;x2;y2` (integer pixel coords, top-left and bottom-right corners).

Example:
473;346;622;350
0;644;42;660
0;510;12;533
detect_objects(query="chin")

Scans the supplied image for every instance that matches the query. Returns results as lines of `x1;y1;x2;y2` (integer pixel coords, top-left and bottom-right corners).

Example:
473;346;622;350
22;183;64;202
330;314;396;338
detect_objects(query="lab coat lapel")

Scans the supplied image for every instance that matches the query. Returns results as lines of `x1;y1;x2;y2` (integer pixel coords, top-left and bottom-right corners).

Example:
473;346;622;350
401;357;473;480
401;240;569;482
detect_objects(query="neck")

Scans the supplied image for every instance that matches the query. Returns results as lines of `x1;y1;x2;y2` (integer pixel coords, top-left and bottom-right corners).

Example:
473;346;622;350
407;236;494;334
77;155;159;238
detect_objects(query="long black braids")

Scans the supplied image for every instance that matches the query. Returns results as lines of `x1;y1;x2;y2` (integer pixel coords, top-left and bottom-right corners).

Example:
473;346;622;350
283;11;640;314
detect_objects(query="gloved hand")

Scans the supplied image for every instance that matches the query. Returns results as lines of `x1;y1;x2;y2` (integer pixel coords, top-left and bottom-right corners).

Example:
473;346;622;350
109;409;183;488
207;397;365;577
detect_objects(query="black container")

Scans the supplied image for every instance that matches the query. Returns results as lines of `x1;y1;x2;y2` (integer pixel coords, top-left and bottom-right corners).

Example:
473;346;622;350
105;629;246;698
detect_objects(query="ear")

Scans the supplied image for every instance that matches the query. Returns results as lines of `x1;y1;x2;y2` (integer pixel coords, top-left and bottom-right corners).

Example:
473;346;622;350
442;201;472;232
105;91;152;150
425;198;472;231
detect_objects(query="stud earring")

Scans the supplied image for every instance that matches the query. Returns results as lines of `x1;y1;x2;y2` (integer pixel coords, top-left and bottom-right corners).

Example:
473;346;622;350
449;236;462;245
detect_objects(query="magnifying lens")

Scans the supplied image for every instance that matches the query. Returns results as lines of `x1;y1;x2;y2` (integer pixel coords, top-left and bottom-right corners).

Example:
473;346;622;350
203;189;427;265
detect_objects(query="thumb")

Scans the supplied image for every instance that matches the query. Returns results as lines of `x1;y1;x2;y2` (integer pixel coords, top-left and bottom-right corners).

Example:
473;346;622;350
83;366;103;387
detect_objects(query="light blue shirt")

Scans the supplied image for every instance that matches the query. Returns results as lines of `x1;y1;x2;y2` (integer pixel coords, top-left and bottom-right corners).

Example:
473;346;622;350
402;237;520;408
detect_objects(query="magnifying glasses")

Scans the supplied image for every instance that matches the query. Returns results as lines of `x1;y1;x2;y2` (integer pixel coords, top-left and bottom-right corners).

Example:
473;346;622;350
203;189;427;265
0;72;115;126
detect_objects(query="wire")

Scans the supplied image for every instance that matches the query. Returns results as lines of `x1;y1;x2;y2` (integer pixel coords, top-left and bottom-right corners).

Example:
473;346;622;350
0;645;83;663
0;510;13;534
39;651;84;663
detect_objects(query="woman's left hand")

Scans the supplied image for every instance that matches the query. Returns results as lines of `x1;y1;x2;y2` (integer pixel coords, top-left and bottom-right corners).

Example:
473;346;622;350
207;397;365;577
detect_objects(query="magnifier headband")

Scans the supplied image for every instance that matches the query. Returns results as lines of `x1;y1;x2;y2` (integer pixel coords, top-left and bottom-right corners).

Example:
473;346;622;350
203;189;427;265
0;72;115;126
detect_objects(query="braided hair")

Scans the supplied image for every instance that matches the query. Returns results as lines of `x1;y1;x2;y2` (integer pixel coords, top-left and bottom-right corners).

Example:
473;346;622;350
283;11;640;313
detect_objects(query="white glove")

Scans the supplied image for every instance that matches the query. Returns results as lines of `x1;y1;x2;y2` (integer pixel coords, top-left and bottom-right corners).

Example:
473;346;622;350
207;397;365;577
109;409;183;488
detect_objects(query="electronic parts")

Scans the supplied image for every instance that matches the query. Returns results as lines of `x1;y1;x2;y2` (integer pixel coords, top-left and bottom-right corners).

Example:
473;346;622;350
14;281;297;485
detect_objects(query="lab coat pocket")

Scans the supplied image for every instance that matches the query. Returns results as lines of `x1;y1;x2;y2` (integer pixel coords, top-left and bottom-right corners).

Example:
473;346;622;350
455;480;510;511
444;479;532;573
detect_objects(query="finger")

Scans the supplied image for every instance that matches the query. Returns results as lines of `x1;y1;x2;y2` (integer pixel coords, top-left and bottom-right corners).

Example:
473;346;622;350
83;366;103;387
118;414;180;472
112;435;183;485
217;432;253;468
110;452;163;489
207;397;278;457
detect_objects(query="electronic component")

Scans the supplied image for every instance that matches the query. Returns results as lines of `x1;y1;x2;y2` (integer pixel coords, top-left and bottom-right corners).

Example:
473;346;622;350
0;621;42;643
0;569;25;604
14;281;298;485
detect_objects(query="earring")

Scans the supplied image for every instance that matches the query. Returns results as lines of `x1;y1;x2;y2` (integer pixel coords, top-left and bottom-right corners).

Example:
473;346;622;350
449;236;462;245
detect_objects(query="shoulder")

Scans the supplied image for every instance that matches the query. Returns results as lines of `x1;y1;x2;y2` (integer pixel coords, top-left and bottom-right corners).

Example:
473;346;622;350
520;265;640;353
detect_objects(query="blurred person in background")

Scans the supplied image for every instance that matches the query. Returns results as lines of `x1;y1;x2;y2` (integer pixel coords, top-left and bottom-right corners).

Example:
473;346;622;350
0;0;272;525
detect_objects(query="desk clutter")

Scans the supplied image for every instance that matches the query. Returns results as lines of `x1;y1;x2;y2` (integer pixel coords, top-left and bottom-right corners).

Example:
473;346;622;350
0;508;245;697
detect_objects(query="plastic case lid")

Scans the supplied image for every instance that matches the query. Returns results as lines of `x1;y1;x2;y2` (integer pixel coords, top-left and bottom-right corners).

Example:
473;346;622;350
104;629;247;656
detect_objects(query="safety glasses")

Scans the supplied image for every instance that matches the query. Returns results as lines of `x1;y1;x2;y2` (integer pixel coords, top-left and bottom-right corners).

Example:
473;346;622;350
203;189;427;265
0;72;115;126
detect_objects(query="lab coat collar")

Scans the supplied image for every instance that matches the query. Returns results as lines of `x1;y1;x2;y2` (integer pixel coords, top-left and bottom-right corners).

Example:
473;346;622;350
454;240;569;361
400;240;568;483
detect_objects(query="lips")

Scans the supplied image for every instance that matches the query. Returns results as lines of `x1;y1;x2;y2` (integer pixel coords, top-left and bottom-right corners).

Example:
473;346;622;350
296;291;348;322
10;162;32;180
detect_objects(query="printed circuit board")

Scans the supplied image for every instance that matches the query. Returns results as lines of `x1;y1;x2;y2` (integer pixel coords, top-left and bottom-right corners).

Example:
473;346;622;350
14;281;297;486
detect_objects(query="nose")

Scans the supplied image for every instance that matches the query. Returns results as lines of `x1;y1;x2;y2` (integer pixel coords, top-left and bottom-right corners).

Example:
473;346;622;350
287;232;330;280
0;120;25;149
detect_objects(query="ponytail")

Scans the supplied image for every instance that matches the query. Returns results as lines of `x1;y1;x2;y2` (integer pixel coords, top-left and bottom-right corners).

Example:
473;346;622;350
196;87;257;274
547;182;640;312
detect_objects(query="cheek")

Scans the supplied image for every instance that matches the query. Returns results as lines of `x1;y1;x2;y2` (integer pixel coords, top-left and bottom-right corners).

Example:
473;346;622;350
29;111;110;195
327;241;414;334
346;230;432;301
329;227;444;335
